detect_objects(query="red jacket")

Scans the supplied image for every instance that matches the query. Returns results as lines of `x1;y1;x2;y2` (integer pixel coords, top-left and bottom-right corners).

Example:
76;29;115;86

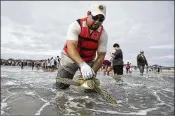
64;17;103;62
126;64;130;69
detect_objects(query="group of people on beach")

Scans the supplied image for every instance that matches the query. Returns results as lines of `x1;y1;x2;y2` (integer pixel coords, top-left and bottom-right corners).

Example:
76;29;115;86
101;50;148;76
1;56;61;71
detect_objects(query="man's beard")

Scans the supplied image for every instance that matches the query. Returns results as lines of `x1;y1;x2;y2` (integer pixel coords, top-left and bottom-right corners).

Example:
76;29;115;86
89;25;99;30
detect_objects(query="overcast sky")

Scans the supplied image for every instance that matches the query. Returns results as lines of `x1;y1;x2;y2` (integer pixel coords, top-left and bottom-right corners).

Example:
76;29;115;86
1;1;174;66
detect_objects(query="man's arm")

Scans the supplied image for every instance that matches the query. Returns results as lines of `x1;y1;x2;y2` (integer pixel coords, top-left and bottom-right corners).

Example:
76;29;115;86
109;52;115;57
112;50;121;58
65;21;95;80
92;52;106;73
66;21;84;66
92;29;108;73
66;40;84;66
144;56;148;66
137;54;141;61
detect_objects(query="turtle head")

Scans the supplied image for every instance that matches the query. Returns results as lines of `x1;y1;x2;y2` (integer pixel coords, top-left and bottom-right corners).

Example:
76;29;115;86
80;79;95;89
78;77;100;89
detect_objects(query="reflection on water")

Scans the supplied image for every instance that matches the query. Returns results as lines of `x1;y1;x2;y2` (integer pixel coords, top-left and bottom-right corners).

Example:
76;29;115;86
1;66;174;115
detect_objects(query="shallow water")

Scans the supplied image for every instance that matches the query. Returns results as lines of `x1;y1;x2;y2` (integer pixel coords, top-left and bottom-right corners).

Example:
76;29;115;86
1;66;174;115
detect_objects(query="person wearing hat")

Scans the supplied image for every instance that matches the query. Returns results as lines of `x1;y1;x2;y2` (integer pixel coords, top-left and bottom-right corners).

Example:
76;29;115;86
55;3;108;89
137;51;148;76
125;62;131;74
110;43;124;77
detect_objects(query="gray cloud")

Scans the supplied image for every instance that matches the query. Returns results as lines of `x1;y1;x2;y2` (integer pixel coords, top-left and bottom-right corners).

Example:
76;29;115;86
1;1;34;25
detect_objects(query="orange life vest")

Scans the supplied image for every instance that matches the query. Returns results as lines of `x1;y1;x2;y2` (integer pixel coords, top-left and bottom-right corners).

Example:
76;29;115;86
63;17;103;62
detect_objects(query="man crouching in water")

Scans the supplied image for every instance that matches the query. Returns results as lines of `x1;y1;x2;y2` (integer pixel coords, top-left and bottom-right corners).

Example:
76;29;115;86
55;3;108;90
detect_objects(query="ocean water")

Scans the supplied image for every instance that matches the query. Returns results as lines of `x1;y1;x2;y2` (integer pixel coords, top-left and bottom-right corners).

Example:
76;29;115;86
1;66;174;115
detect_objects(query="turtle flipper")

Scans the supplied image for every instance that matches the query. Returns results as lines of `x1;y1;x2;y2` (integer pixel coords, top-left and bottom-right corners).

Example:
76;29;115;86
94;86;117;104
56;77;80;86
79;77;117;104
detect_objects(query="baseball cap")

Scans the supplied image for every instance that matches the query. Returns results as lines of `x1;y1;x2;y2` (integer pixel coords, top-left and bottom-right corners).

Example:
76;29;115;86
140;50;144;53
89;3;106;18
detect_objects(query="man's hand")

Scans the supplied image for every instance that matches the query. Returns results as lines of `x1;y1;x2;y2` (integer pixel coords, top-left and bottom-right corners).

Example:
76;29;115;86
79;62;95;80
109;52;114;57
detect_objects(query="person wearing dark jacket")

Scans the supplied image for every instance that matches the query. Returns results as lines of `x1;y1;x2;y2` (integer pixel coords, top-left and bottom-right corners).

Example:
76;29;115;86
137;51;148;76
110;43;124;76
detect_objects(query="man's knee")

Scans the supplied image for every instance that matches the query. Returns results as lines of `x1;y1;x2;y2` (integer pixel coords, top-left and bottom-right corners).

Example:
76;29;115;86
55;66;75;90
55;81;70;89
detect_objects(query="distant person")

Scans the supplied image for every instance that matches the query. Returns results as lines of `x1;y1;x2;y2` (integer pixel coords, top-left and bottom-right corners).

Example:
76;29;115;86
102;59;112;76
46;58;50;71
54;58;57;68
21;60;24;69
110;43;124;78
36;61;40;70
125;62;130;74
137;51;148;76
129;63;132;73
56;56;61;68
57;56;61;63
50;57;55;71
157;67;160;73
32;61;35;70
157;66;161;73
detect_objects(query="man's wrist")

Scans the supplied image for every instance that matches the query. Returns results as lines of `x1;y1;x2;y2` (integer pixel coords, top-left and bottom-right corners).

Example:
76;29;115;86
78;62;86;68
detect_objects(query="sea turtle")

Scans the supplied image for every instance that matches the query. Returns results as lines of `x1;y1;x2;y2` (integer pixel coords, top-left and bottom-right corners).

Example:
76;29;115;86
56;76;117;104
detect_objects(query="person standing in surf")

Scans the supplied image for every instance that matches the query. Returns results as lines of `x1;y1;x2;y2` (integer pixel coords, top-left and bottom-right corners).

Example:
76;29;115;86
21;60;24;69
126;62;130;74
137;51;148;76
55;3;108;89
110;43;124;82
